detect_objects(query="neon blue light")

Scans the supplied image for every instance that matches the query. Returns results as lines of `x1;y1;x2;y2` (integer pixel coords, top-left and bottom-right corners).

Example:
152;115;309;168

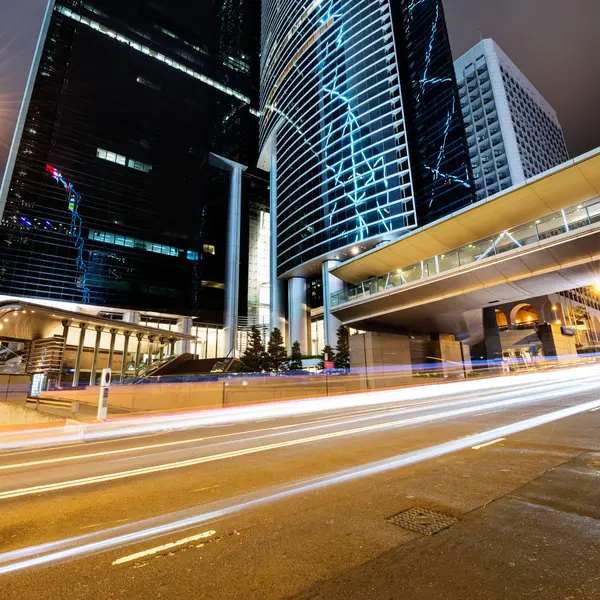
268;1;405;245
47;166;91;303
407;0;470;202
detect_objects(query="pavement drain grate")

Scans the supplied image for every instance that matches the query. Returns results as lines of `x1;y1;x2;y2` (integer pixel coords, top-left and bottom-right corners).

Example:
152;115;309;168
385;506;458;536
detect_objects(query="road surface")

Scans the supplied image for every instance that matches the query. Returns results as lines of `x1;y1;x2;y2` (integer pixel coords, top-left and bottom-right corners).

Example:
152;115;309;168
1;366;599;599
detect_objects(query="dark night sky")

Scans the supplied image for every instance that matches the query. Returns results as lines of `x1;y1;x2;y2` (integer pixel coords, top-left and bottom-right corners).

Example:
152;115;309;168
1;0;599;180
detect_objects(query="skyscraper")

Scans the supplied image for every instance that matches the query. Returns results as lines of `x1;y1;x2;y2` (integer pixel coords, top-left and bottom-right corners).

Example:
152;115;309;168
259;0;474;351
455;39;569;200
0;0;265;344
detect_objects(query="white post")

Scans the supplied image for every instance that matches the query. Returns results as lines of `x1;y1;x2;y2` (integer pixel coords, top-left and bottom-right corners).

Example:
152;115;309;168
97;368;111;421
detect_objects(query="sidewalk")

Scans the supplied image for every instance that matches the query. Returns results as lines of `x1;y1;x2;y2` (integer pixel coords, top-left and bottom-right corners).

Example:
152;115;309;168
1;397;130;425
289;452;600;600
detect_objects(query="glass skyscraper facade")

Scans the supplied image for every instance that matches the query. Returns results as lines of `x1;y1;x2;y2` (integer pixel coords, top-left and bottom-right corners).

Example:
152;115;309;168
259;0;474;279
0;0;264;321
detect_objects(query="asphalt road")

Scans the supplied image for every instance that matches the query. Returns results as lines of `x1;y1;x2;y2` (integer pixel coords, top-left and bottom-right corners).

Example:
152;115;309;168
1;366;599;599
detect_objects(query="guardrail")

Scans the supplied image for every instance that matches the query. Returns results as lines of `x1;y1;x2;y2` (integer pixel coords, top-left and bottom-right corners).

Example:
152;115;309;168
331;197;600;308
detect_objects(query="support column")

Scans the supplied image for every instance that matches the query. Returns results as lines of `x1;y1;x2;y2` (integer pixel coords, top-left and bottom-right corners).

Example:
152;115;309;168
72;323;87;388
288;277;310;354
159;338;166;360
121;331;131;382
134;333;144;373
148;336;155;366
175;318;192;355
107;328;117;372
169;338;176;357
209;153;247;358
57;319;70;387
269;148;286;338
322;260;344;349
89;326;104;386
483;307;503;365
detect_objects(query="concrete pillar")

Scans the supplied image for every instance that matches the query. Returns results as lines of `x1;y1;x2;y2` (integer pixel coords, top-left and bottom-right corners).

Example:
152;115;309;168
89;325;104;386
107;328;117;372
134;333;144;373
148;336;155;366
269;148;286;337
121;331;131;381
72;323;87;388
322;260;344;348
350;332;412;390
288;277;310;354
169;338;176;356
159;338;166;360
483;307;503;365
57;319;70;387
175;317;192;355
209;153;247;358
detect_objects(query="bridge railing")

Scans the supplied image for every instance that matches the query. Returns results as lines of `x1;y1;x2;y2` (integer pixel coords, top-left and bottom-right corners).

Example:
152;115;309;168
332;197;600;308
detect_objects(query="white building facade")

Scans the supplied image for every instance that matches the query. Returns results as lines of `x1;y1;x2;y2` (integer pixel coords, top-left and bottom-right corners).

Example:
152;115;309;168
455;39;569;200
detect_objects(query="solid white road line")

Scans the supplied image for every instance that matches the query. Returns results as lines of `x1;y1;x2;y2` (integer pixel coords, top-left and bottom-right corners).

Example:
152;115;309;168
112;530;216;565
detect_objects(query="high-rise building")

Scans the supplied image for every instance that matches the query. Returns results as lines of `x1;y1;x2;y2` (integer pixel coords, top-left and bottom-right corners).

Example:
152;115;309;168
454;39;569;200
0;0;267;359
259;0;474;352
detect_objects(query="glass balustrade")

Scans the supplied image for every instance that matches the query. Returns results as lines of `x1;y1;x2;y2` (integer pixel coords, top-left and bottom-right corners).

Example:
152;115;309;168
330;197;600;308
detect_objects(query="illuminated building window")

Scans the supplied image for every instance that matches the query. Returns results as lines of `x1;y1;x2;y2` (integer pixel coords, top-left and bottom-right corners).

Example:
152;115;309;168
136;76;161;91
96;148;126;166
89;229;200;260
202;244;216;255
127;159;152;173
96;148;152;173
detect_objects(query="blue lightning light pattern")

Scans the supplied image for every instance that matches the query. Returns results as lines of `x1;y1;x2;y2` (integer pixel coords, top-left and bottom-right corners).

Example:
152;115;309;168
317;2;394;239
406;0;471;206
46;164;91;303
262;0;415;267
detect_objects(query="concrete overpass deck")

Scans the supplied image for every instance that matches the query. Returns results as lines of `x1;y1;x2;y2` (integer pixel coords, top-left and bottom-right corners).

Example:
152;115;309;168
329;149;600;334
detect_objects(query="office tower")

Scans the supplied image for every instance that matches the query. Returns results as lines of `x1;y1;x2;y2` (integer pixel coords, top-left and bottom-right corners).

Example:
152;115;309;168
455;39;569;200
0;0;263;332
259;0;474;351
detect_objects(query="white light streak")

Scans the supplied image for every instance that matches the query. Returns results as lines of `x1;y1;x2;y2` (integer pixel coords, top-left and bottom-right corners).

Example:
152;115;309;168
1;380;598;501
4;364;600;452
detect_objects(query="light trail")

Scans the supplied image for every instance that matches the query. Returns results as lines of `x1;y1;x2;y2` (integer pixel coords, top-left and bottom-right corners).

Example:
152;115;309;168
1;397;598;575
1;380;597;501
2;364;600;452
0;377;571;471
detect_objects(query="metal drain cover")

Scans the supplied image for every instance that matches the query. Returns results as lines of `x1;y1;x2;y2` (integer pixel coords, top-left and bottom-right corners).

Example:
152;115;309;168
385;506;458;536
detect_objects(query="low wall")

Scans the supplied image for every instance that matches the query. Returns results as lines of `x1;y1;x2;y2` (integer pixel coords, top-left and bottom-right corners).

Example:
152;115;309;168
0;374;30;402
39;372;419;413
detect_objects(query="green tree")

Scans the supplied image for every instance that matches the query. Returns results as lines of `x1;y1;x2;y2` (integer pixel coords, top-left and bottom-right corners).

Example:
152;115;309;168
318;345;336;370
241;326;266;372
288;340;303;371
266;328;288;372
334;325;350;370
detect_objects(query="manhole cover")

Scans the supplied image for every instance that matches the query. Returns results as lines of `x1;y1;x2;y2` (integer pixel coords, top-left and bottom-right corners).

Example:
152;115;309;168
385;506;458;536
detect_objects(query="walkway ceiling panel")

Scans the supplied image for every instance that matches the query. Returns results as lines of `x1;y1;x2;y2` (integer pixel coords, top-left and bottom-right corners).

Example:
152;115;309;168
529;170;599;212
575;153;600;195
